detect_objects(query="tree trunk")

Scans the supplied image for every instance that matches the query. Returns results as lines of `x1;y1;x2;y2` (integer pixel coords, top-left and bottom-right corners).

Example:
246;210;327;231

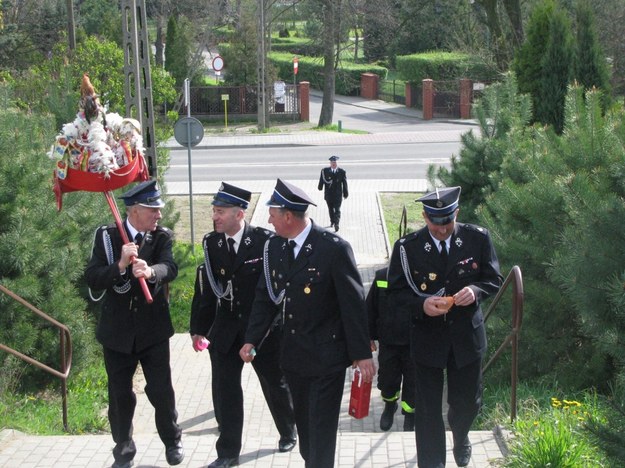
318;0;336;127
502;0;523;47
155;19;164;67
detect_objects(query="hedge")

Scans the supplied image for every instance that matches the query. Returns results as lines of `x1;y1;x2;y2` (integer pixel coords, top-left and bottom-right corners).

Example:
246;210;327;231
396;51;497;83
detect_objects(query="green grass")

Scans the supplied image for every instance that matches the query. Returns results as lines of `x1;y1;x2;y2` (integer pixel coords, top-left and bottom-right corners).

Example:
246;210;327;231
314;124;368;134
0;358;108;435
379;192;425;246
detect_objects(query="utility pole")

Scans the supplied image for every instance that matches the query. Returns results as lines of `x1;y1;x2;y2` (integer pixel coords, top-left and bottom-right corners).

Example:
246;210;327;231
257;0;266;131
66;0;76;50
121;0;158;178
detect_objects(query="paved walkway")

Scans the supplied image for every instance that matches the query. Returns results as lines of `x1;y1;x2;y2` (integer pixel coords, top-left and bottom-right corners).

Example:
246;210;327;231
0;98;506;467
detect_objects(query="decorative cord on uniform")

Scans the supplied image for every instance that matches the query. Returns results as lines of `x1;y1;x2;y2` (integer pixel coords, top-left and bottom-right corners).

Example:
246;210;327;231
400;245;444;297
202;241;234;301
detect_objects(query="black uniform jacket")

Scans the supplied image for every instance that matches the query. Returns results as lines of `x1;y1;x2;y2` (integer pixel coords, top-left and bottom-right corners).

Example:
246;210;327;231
366;267;410;346
85;222;178;354
246;221;372;377
387;222;503;369
317;167;348;201
190;223;274;354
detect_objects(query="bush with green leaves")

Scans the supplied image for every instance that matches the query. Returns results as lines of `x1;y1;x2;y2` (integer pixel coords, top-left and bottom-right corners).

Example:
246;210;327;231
0;93;110;394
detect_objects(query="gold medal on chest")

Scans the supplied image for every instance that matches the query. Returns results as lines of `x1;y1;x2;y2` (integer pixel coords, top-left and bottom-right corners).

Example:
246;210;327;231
429;273;437;281
420;283;427;291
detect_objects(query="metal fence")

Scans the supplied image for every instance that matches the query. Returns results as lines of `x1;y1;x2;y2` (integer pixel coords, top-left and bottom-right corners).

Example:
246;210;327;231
378;79;406;105
432;80;460;118
185;84;300;117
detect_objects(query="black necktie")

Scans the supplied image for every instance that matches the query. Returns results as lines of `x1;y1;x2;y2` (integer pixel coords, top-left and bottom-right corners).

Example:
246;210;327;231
227;238;237;265
134;232;143;245
440;240;448;265
288;240;297;267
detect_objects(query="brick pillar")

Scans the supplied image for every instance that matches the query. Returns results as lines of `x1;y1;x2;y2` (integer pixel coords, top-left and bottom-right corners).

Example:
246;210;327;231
405;82;413;108
360;73;379;99
422;79;433;120
459;78;472;119
299;81;310;122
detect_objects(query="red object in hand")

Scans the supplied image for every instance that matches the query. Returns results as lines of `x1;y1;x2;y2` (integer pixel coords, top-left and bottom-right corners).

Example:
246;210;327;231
348;369;372;419
196;338;209;351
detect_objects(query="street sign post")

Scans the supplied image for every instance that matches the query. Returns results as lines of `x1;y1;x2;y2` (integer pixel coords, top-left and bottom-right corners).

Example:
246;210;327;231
222;94;230;129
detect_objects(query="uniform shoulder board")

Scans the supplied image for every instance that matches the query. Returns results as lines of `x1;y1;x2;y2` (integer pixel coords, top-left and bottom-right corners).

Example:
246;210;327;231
460;223;488;236
321;231;341;243
155;225;173;236
253;226;273;238
398;230;419;244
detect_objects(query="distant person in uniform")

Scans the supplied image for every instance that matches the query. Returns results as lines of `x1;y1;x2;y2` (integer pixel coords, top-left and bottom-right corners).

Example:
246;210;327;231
190;182;297;468
387;186;503;468
366;267;416;432
317;155;348;232
85;180;184;468
240;179;375;468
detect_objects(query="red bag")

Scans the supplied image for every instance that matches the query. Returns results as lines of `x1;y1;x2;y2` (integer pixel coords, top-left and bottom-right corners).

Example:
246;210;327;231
348;369;372;419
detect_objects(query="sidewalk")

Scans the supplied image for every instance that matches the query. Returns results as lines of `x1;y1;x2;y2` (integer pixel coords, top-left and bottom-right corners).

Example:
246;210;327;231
0;96;505;468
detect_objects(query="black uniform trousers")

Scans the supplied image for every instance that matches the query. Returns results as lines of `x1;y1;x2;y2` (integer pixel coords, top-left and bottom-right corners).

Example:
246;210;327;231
283;368;345;468
103;340;181;462
214;331;295;458
377;343;416;412
413;352;482;468
325;198;343;227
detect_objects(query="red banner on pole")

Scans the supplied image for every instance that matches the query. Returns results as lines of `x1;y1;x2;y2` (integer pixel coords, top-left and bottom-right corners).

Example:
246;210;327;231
293;57;299;75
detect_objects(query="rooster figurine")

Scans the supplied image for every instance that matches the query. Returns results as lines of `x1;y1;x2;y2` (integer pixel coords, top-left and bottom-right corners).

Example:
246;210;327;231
79;73;101;124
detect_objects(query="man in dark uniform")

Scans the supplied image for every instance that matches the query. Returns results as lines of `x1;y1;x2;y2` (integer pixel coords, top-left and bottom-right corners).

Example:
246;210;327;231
240;179;375;468
317;155;348;232
85;180;184;468
190;182;296;468
366;266;417;432
387;186;503;468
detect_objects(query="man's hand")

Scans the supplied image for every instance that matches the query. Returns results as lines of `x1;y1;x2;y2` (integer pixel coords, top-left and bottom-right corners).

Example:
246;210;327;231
353;358;376;383
424;296;452;317
453;286;476;306
239;343;256;363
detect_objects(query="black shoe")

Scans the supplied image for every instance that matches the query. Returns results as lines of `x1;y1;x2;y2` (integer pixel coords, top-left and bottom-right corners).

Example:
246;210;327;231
403;413;415;432
334;223;339;232
379;401;398;431
112;439;136;468
165;440;184;466
207;457;239;467
112;461;133;468
453;436;472;467
278;437;297;452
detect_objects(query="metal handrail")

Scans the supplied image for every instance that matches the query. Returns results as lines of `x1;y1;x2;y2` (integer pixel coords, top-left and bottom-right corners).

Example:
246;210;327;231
482;265;524;422
0;283;73;431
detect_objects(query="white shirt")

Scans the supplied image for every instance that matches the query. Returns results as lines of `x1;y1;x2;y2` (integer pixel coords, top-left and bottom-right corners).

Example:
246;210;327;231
226;226;244;254
289;221;312;259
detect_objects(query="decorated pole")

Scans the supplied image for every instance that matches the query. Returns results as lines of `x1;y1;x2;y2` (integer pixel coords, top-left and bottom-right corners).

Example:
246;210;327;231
49;74;152;303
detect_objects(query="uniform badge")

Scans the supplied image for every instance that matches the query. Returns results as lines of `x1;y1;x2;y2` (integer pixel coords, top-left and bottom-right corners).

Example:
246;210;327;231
217;239;224;248
424;242;432;252
429;273;437;281
455;237;463;247
244;236;251;246
304;243;313;252
220;268;225;275
420;283;427;291
304;285;311;294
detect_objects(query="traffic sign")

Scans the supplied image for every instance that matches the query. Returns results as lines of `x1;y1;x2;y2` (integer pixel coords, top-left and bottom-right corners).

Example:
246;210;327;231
212;55;224;72
174;117;204;147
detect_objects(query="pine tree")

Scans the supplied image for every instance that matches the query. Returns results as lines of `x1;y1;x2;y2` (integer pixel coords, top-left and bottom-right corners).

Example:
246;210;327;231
535;5;574;134
0;99;108;392
574;0;611;109
165;15;191;87
432;73;532;224
512;0;555;120
477;85;624;388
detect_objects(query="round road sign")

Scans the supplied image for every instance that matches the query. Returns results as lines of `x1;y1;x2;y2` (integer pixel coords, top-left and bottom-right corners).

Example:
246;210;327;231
212;55;224;72
174;117;204;147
